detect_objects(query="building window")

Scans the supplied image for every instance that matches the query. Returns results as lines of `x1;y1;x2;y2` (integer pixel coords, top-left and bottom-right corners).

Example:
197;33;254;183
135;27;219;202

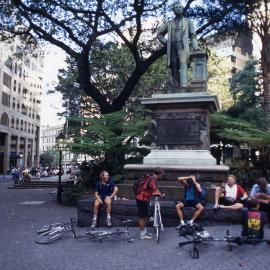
3;72;12;89
14;63;17;74
231;67;237;74
20;120;23;131
12;97;16;109
11;117;15;129
13;79;17;92
18;83;21;95
22;104;27;115
16;119;19;130
2;92;10;107
0;113;9;127
4;56;13;70
231;55;236;63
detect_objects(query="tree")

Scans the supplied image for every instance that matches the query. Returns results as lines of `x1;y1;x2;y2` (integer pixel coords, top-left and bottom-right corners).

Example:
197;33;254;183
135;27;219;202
68;110;151;181
207;51;233;110
50;41;169;120
247;1;270;129
227;59;265;129
211;112;270;176
0;0;256;113
40;150;59;167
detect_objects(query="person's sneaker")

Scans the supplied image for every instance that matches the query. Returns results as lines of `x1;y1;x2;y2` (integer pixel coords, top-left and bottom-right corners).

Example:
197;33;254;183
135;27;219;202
91;219;97;229
140;233;153;240
175;221;185;230
186;220;194;226
106;217;112;227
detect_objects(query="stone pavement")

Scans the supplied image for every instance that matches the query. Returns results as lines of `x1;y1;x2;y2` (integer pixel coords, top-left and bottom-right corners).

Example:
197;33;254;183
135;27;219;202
0;181;270;270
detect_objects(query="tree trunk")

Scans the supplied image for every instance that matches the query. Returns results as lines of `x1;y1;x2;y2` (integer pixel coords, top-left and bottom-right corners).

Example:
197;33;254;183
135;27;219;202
261;48;270;130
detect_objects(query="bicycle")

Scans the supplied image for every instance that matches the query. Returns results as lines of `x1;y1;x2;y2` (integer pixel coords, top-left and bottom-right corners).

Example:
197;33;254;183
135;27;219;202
35;217;76;244
178;223;270;259
150;193;164;243
85;220;134;243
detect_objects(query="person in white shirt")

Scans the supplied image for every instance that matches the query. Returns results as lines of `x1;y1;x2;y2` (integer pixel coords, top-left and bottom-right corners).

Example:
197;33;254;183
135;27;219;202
214;175;247;210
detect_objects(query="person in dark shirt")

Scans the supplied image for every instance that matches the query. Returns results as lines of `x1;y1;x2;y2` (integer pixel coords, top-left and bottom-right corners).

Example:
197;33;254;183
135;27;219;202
250;177;270;227
175;175;204;229
91;171;118;229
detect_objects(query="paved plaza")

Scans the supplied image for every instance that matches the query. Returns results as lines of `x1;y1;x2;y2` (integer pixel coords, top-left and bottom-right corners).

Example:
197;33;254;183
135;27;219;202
0;180;270;270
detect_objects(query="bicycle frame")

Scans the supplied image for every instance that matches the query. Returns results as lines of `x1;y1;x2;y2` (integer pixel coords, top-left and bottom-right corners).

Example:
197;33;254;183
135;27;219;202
86;220;133;243
153;196;164;231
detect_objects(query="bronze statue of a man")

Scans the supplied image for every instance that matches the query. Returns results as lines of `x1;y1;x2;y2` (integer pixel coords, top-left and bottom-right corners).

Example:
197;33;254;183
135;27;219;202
157;1;199;88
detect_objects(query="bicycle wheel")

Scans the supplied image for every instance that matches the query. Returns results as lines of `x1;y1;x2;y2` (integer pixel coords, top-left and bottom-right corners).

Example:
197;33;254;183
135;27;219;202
36;228;64;244
156;225;160;243
155;211;160;243
37;223;62;234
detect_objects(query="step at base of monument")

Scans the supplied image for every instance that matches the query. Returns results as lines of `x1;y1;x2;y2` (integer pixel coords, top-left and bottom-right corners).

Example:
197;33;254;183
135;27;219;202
124;164;229;183
8;180;73;189
116;184;216;203
77;198;243;228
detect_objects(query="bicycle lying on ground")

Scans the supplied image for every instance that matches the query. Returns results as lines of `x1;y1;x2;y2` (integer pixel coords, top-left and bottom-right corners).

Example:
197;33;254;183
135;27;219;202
178;223;270;259
150;193;164;243
85;220;134;243
36;217;76;244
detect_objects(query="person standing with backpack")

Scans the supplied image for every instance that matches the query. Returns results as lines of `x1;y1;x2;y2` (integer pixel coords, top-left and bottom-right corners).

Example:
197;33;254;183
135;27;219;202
135;167;164;240
175;175;205;229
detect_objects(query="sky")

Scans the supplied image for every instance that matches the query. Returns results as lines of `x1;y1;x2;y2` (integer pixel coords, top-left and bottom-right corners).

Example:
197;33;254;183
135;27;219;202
41;45;67;127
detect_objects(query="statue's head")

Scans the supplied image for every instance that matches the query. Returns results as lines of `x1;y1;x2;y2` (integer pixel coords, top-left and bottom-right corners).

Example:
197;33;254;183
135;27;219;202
172;1;184;15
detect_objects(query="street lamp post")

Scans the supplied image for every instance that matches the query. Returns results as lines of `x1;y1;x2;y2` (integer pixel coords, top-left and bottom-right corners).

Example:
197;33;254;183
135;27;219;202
55;132;66;204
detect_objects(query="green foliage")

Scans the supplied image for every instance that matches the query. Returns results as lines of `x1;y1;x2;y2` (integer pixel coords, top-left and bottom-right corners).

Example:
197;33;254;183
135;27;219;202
39;150;59;167
207;51;233;110
227;59;264;128
69;109;150;158
211;113;270;147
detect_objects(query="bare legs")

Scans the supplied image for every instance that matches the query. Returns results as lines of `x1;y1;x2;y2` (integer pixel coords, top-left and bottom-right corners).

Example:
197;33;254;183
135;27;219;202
176;202;204;223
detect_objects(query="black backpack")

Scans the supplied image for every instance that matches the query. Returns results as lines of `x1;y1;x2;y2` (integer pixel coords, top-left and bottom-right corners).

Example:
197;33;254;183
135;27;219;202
133;174;154;195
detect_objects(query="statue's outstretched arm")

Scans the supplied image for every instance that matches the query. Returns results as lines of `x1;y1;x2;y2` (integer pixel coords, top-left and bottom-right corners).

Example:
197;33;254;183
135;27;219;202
157;23;168;45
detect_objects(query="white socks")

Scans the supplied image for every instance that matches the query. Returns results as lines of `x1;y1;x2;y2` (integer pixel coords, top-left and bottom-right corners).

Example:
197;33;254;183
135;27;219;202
140;228;147;237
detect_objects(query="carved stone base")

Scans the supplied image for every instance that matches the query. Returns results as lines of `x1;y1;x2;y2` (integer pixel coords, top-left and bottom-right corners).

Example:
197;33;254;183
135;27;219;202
124;91;229;185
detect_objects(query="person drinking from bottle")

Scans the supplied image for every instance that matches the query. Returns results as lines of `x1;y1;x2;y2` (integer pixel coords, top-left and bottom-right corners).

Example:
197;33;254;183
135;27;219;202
175;175;204;229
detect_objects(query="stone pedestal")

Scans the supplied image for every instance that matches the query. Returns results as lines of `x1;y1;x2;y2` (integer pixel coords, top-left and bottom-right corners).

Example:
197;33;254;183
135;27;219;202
124;92;229;185
190;51;208;91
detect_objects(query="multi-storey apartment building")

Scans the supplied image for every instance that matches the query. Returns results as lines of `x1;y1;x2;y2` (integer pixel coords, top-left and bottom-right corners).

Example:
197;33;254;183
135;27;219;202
209;32;254;77
40;124;87;167
0;40;43;173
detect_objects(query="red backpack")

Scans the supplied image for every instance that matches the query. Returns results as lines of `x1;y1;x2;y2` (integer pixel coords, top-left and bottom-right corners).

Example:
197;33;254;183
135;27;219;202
133;174;155;195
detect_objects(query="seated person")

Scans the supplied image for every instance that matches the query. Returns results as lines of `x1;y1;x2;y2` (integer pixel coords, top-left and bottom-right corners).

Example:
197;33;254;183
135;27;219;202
91;171;118;229
175;175;204;229
241;199;266;239
214;174;247;210
250;177;270;226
